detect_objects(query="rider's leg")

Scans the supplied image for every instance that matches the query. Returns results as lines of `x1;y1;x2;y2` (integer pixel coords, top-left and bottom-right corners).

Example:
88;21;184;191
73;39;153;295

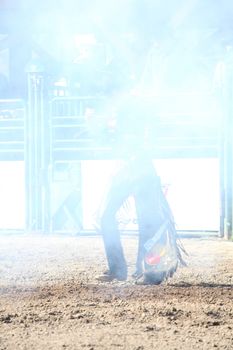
100;170;132;280
134;174;163;278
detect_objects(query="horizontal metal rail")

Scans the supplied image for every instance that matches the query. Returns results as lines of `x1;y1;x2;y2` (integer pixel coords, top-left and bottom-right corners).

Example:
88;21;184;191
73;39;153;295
0;99;26;161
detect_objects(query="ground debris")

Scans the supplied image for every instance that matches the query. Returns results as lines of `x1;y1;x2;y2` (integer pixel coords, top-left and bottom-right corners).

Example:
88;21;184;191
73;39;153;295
0;236;233;350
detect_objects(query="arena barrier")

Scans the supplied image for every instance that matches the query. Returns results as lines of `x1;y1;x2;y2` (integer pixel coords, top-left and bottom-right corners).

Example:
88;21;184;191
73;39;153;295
0;90;222;235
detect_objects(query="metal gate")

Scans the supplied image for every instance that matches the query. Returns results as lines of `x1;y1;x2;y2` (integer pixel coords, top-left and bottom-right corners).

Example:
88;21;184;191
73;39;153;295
0;99;26;231
0;81;228;236
47;93;221;234
0;99;25;161
48;96;110;233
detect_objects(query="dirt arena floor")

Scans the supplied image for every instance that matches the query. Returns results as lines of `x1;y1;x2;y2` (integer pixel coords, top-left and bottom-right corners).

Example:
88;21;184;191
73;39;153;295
0;234;233;350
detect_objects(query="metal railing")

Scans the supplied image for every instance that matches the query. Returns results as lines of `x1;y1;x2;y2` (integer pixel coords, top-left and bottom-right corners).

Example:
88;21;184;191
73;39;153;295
0;91;221;234
49;96;113;162
0;99;26;161
49;95;220;161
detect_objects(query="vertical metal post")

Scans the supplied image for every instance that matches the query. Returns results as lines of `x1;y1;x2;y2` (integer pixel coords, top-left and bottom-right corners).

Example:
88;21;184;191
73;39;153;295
218;66;228;238
48;97;54;234
219;115;225;238
25;59;49;233
220;51;233;240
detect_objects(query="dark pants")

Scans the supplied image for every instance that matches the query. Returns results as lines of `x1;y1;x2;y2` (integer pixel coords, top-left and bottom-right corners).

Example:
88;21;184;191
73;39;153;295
100;158;163;279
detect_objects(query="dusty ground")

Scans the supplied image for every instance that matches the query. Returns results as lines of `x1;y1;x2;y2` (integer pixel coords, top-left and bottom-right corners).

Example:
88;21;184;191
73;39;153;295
0;234;233;350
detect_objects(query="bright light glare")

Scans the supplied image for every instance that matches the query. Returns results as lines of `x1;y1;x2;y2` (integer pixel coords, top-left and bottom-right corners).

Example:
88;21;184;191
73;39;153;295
82;159;220;232
0;162;25;229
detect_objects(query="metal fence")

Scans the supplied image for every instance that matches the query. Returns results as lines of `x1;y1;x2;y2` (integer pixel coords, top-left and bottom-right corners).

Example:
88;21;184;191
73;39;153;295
0;99;26;161
0;89;222;234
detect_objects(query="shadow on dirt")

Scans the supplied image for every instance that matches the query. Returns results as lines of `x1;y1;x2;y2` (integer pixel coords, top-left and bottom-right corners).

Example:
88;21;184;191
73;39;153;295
169;282;233;288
